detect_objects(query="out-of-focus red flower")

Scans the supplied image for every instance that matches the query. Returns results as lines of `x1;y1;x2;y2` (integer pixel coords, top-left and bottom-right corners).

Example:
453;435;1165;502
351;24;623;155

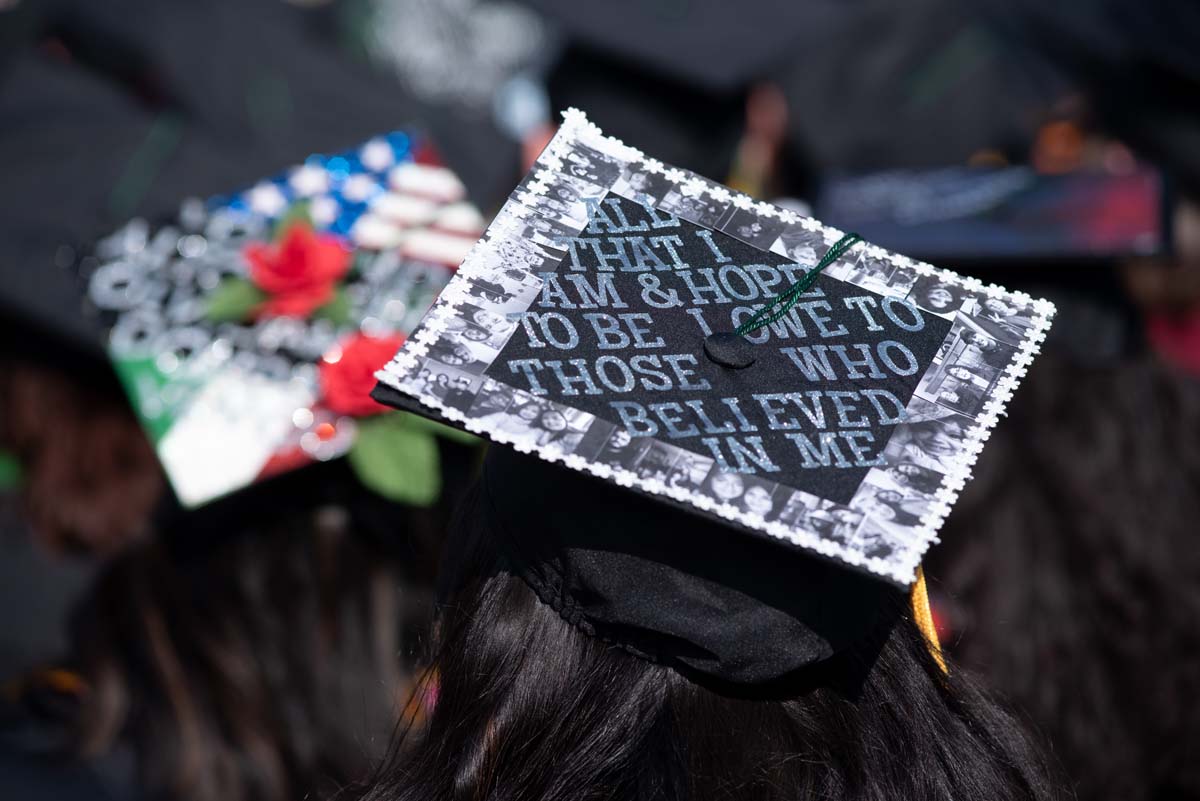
320;333;406;417
244;224;351;318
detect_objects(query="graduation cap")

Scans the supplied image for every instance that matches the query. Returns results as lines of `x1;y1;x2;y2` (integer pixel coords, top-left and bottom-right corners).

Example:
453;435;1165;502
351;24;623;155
372;110;1053;686
521;0;834;93
74;133;483;508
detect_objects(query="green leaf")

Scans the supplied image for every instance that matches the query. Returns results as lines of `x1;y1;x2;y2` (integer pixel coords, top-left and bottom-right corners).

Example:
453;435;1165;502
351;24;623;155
272;200;313;240
313;288;353;326
347;414;442;506
205;277;266;322
403;413;480;446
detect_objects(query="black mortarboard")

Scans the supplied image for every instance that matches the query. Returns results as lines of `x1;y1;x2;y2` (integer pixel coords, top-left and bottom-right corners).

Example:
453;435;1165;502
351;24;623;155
978;0;1200;195
520;0;834;93
529;0;816;181
0;0;517;357
371;110;1053;685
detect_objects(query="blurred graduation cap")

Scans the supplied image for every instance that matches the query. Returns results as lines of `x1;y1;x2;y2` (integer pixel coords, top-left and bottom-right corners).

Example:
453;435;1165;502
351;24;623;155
370;110;1053;687
522;0;842;183
72;133;484;509
977;0;1200;196
519;0;830;93
0;0;516;358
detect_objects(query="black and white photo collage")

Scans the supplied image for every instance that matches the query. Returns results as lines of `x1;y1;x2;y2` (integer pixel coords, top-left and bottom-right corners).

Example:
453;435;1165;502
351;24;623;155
376;109;1055;584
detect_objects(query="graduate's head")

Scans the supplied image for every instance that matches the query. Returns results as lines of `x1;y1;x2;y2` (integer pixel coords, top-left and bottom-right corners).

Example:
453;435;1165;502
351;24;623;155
357;110;1060;801
929;355;1200;801
352;449;1059;801
71;507;412;801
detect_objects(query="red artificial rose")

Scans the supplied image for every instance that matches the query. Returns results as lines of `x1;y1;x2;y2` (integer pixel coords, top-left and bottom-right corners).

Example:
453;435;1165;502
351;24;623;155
244;224;352;318
320;333;406;417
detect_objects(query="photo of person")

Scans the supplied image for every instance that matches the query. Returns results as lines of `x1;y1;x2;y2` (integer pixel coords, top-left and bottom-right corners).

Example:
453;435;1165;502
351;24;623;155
769;225;826;265
456;302;519;339
851;481;928;530
438;371;484;412
461;270;542;310
403;359;480;410
848;519;904;562
463;277;515;306
449;279;535;319
884;461;944;496
400;361;441;397
840;254;917;295
611;166;670;204
701;470;782;518
511;213;575;252
466;378;517;420
966;295;1036;345
895;397;946;424
881;414;971;473
593;426;652;470
484;397;543;435
522;192;586;228
633;441;684;482
560;141;622;185
915;322;1010;417
537;407;594;454
425;337;492;375
774;490;821;526
720;207;784;250
929;382;987;417
441;316;511;352
774;492;865;547
804;507;864;547
483;235;564;274
955;326;1017;370
907;276;972;318
665;452;716;492
490;400;592;454
945;364;992;390
552;172;609;206
658;187;728;228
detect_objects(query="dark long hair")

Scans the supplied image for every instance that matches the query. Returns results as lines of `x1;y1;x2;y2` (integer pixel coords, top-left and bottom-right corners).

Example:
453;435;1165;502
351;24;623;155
929;355;1200;801
70;507;414;801
355;487;1059;801
0;358;163;553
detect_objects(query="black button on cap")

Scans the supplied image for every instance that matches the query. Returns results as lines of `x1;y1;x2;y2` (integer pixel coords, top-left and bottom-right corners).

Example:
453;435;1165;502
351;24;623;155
703;332;756;369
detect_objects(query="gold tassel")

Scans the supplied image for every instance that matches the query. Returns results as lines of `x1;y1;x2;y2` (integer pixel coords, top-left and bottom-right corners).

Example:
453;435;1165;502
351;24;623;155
911;566;947;673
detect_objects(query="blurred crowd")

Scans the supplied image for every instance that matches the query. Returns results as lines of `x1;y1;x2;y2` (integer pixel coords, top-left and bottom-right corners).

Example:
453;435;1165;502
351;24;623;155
1;1;1198;800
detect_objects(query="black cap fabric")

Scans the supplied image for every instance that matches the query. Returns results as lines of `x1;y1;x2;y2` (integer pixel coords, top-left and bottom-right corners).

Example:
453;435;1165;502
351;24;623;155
520;0;839;92
0;0;516;355
481;445;901;686
372;109;1053;596
978;0;1200;197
